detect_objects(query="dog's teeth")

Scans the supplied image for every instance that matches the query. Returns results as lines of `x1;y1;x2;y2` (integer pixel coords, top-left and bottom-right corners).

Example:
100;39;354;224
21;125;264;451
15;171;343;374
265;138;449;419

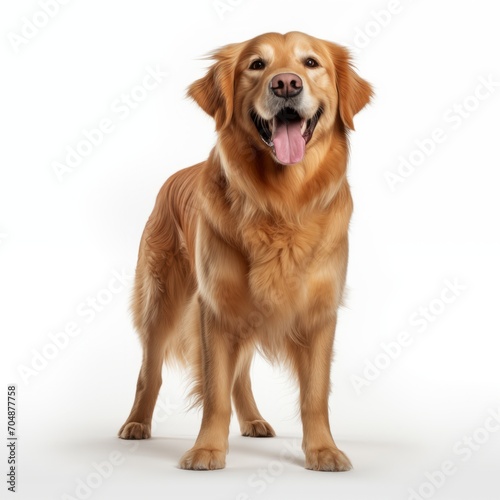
301;120;307;134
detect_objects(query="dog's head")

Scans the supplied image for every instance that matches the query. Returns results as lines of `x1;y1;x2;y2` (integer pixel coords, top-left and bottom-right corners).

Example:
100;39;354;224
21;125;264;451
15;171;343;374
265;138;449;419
188;31;372;166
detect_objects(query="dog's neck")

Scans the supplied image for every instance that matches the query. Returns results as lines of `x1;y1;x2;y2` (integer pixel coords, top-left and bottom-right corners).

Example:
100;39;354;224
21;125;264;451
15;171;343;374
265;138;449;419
214;128;350;221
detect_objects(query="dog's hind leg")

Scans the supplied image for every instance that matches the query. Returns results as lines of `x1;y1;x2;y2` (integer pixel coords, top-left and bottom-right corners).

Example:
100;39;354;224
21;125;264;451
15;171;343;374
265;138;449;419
232;352;275;438
118;331;167;440
118;249;186;440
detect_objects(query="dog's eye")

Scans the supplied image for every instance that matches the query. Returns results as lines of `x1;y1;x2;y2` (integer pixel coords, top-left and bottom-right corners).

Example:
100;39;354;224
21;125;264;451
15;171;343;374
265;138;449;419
249;59;266;70
305;58;319;68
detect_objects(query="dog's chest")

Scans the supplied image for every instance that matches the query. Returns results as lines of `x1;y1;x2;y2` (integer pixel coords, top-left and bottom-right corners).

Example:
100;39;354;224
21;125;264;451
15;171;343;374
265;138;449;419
242;221;326;311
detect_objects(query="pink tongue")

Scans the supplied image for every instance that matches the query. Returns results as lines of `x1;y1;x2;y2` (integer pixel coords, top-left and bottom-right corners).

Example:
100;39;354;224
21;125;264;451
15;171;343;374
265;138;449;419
273;120;305;164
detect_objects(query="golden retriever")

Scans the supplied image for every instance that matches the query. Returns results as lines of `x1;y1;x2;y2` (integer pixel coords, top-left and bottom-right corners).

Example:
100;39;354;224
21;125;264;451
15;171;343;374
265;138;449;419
118;31;372;471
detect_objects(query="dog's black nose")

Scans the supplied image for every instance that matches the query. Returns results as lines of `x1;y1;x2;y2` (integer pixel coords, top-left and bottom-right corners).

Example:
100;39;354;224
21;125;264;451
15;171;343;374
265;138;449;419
270;73;303;98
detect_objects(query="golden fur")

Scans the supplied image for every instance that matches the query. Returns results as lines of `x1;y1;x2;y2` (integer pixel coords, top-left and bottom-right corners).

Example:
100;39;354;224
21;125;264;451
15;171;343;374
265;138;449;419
118;31;372;471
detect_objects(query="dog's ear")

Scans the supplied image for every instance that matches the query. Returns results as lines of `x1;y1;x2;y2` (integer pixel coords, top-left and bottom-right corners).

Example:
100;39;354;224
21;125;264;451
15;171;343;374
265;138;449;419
187;43;241;130
328;43;373;131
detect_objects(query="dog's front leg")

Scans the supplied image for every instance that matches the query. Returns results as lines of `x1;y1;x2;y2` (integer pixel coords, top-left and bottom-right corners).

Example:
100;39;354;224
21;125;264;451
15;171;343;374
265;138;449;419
293;316;353;471
179;299;236;470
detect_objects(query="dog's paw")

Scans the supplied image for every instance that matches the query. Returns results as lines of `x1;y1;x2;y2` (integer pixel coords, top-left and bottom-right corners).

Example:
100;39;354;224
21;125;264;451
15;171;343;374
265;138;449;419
305;447;352;472
118;422;151;440
179;448;226;470
241;419;276;437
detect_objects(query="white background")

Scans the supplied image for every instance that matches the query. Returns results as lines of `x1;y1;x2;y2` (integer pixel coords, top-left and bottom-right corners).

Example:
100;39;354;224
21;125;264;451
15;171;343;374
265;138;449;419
1;1;500;499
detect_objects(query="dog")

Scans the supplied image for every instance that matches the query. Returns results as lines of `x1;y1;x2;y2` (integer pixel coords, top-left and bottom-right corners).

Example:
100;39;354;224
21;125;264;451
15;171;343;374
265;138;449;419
118;31;372;471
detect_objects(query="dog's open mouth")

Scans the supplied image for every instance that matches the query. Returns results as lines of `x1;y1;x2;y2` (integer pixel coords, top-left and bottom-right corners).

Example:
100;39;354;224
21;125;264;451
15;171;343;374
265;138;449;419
251;107;322;165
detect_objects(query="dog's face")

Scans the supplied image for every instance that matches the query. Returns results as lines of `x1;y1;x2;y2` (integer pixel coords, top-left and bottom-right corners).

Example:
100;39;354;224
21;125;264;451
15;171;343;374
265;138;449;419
189;32;372;166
